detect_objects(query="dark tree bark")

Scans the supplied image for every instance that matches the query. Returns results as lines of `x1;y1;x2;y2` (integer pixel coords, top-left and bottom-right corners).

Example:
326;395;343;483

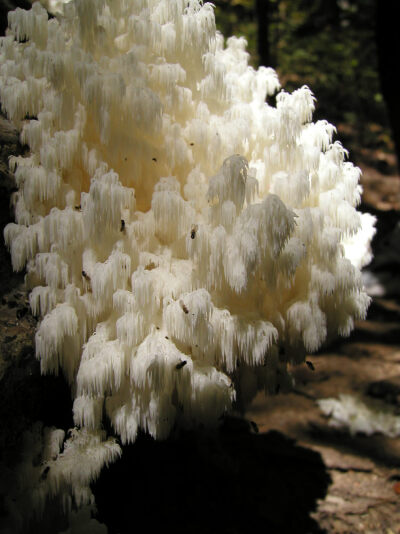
375;0;400;172
256;0;272;67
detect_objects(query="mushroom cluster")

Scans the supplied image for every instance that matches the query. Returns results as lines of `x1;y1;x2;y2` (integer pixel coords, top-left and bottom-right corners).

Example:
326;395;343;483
0;0;374;516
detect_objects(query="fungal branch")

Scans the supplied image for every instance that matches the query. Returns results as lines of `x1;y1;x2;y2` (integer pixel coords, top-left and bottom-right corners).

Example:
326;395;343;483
0;0;375;518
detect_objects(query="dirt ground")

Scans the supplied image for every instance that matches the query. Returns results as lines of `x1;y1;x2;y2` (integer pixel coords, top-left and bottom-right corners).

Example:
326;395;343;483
0;113;400;533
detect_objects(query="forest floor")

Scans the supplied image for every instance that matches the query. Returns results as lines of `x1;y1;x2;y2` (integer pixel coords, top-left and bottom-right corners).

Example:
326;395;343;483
1;114;400;533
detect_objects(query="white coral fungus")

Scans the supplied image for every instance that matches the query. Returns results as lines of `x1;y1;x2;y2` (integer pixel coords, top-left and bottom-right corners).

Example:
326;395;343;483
318;394;400;438
1;0;374;510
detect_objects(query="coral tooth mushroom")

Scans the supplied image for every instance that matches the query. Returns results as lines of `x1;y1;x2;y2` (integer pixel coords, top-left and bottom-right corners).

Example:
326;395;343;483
0;0;375;517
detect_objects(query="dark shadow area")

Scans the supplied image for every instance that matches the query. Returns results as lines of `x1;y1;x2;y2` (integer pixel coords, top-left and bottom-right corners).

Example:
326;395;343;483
345;323;400;345
0;352;74;487
93;421;330;534
0;352;74;533
362;205;400;265
367;375;400;406
307;424;400;470
317;323;400;357
360;204;400;301
0;357;73;440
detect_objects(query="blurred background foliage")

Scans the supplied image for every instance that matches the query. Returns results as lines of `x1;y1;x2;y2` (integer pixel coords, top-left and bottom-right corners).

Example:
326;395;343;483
213;0;393;167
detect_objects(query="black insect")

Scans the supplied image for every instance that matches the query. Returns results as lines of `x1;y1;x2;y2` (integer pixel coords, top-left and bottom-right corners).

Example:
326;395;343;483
120;219;125;232
82;270;91;281
152;157;157;162
75;205;81;210
180;300;189;314
176;360;187;370
165;336;169;339
39;466;50;481
305;360;315;371
190;142;194;146
190;224;198;239
250;421;259;433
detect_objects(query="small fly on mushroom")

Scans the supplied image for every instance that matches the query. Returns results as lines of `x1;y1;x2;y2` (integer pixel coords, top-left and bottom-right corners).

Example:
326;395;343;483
39;466;50;481
82;270;92;292
190;224;198;239
180;300;189;314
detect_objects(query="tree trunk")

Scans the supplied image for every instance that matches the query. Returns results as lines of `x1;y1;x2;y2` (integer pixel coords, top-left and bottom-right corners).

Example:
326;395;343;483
256;0;271;68
375;0;400;172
